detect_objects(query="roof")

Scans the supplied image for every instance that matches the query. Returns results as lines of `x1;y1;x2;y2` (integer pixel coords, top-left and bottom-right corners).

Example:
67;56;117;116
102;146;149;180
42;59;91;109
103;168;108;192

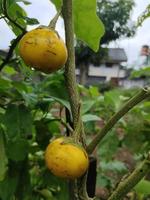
106;48;127;63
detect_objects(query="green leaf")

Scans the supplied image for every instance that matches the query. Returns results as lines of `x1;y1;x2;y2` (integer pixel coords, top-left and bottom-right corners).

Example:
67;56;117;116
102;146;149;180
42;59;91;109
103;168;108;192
2;66;17;76
82;114;101;122
48;121;60;135
0;175;18;200
0;131;8;181
50;0;62;9
0;77;12;92
37;189;53;200
7;0;31;7
6;138;29;161
7;0;16;8
81;100;95;114
73;0;105;52
89;86;100;97
12;81;29;93
16;0;31;5
23;16;39;25
16;11;39;25
50;96;70;111
3;104;32;139
7;3;27;35
134;179;150;195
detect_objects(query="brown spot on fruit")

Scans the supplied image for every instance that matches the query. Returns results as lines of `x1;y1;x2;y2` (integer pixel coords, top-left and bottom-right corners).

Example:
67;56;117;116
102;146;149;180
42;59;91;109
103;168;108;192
46;50;57;55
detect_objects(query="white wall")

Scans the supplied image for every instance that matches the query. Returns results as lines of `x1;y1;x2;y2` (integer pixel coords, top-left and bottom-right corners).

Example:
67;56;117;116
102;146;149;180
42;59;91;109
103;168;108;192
89;64;126;81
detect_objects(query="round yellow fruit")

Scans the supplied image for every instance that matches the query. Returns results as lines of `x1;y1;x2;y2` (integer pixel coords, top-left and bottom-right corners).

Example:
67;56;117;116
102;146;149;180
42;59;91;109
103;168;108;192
18;27;68;73
45;137;89;179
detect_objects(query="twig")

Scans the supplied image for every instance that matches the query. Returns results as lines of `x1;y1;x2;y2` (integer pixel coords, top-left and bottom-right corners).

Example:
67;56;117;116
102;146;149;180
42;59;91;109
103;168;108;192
108;153;150;200
87;87;150;154
0;32;25;71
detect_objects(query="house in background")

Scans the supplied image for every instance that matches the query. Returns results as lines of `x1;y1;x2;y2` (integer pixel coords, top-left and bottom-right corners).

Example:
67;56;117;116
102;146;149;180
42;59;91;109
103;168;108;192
120;45;150;88
76;48;127;86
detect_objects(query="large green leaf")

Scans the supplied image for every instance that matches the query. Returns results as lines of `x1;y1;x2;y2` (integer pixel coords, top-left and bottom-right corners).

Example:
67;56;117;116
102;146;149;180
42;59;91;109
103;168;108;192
0;131;8;181
0;175;18;200
50;0;105;52
3;104;32;139
73;0;105;52
6;138;29;161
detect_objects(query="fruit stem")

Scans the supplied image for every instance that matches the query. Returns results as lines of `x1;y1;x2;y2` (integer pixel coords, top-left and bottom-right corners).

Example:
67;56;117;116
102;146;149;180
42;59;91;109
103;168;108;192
48;9;61;29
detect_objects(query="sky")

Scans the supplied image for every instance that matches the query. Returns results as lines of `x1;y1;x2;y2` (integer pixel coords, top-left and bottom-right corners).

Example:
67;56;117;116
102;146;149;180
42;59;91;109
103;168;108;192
0;0;150;66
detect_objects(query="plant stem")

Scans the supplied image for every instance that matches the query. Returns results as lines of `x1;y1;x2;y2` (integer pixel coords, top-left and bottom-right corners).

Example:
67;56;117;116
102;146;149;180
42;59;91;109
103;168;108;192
62;1;80;199
108;154;150;200
62;1;89;199
62;0;80;130
87;87;150;154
